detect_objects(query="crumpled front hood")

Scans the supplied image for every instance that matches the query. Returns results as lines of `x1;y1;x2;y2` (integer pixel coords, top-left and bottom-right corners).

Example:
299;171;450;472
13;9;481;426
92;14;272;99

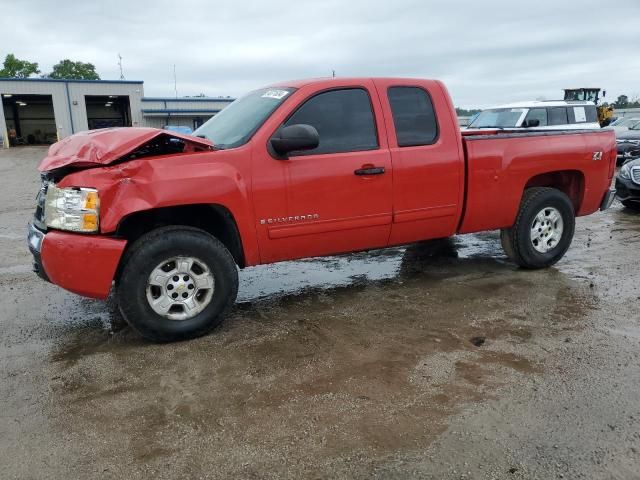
38;127;214;172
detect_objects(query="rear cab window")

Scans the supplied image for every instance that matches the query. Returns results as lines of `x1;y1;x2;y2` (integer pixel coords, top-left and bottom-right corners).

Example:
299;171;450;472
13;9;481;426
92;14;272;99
282;88;378;156
387;86;438;146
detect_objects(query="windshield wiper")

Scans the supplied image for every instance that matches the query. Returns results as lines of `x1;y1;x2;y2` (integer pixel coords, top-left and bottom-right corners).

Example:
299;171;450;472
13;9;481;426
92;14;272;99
196;135;227;150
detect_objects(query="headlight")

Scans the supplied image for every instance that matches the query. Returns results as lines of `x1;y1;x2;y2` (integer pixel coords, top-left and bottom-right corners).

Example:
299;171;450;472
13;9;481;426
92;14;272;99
619;159;640;180
44;185;100;232
617;139;640;146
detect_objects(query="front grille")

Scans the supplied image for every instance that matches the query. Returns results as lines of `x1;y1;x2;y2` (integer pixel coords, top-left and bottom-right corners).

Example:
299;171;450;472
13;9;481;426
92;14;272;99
632;166;640;185
33;181;48;230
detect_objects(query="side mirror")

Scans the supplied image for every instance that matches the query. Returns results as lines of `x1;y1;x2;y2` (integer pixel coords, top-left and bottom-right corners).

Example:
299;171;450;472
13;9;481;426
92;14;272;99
524;119;540;127
270;124;319;157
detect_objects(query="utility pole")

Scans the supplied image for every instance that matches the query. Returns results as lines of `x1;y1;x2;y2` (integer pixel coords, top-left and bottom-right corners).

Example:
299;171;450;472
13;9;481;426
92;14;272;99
332;69;336;78
118;53;125;80
173;64;178;98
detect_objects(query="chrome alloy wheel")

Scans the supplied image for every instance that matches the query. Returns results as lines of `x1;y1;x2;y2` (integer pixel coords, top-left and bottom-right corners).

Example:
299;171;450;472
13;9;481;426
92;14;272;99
146;256;215;320
530;207;564;253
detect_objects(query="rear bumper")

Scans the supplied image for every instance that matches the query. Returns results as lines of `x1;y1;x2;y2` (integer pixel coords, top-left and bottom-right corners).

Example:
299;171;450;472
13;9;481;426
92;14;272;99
27;223;127;299
600;188;617;211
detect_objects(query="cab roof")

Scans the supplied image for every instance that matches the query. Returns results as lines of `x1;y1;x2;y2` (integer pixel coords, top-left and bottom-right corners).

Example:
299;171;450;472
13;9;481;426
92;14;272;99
270;77;436;89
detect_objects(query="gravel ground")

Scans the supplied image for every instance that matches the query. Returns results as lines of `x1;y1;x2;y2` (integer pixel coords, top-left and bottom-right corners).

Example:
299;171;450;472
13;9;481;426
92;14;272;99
1;146;639;479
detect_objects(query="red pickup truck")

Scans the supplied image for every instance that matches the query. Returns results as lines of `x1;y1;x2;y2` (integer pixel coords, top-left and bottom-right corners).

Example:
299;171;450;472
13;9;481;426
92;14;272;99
28;77;617;341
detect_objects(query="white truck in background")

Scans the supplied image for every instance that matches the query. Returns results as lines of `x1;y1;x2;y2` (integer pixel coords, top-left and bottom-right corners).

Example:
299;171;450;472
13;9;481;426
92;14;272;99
468;100;601;130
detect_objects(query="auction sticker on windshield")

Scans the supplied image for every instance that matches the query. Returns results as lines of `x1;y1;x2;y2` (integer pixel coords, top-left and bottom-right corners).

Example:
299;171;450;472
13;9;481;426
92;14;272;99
262;89;290;100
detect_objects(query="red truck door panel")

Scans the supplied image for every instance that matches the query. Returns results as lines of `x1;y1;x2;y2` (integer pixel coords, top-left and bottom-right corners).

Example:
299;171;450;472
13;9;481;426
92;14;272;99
251;83;393;264
374;80;465;245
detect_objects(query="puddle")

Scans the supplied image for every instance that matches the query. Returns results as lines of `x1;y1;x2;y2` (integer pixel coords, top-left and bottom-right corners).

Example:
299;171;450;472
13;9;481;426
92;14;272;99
237;232;505;302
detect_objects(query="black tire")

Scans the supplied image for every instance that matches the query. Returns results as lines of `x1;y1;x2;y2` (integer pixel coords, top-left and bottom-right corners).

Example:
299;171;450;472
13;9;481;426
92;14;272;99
117;226;238;342
500;187;575;269
621;199;640;211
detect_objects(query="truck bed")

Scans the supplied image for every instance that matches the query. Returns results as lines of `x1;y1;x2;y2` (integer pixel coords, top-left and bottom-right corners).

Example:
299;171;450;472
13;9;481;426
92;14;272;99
458;128;616;234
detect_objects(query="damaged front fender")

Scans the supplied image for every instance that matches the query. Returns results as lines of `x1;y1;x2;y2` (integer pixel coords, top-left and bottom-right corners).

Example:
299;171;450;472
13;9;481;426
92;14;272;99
56;148;261;267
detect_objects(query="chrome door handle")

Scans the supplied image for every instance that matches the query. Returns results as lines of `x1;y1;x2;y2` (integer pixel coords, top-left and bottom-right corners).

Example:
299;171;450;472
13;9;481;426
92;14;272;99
354;166;385;176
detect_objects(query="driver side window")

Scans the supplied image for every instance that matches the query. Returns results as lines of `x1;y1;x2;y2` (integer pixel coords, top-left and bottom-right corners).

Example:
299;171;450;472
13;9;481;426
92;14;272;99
283;88;378;156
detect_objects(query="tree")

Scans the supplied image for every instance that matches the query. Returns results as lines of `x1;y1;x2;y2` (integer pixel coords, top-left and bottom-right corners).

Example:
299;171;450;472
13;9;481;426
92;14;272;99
0;54;40;78
614;95;629;109
455;107;481;116
47;59;100;80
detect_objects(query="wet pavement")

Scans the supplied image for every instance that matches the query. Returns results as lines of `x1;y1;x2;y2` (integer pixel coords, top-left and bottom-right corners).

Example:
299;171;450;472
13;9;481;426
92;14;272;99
1;147;639;479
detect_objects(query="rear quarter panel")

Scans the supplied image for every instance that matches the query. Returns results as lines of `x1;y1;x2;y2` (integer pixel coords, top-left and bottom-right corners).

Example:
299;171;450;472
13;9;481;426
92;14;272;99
459;130;616;234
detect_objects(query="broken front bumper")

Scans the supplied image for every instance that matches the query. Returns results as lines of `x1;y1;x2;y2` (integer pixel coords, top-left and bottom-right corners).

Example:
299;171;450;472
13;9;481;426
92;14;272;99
27;223;48;282
27;223;127;299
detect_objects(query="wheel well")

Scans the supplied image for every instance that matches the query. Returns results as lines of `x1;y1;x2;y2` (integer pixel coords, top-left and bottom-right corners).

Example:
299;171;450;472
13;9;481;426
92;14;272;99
116;204;246;268
524;170;584;212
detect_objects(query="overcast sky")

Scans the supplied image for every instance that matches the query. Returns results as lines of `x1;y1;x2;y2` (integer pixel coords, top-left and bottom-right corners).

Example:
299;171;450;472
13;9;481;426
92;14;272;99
1;0;639;108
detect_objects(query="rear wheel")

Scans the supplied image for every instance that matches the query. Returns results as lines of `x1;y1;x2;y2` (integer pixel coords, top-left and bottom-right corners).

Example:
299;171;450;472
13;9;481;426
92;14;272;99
117;226;238;342
501;187;575;269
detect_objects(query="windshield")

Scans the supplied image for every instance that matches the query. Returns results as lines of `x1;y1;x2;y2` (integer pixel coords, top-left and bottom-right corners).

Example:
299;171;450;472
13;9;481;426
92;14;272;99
193;87;295;148
611;117;640;128
469;108;526;128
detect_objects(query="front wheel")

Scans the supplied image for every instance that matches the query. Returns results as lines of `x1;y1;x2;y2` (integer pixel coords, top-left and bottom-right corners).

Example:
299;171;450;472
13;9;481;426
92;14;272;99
501;187;575;269
117;226;238;342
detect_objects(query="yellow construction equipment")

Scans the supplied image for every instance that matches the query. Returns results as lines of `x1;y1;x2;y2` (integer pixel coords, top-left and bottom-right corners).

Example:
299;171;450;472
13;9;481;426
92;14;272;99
563;88;614;126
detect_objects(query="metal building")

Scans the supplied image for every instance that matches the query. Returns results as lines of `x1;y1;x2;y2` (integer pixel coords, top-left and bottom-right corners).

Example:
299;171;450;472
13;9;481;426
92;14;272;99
0;78;145;147
141;97;234;131
0;78;235;148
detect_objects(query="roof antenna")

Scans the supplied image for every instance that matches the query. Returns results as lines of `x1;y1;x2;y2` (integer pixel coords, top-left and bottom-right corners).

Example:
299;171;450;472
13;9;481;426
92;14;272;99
117;53;125;80
173;64;178;98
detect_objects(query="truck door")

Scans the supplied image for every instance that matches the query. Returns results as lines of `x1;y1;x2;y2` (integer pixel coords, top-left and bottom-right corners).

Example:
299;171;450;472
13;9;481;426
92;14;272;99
250;82;393;263
375;80;465;245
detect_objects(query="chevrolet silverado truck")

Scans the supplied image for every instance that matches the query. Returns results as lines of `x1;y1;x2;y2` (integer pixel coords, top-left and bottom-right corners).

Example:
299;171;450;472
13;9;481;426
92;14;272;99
28;78;617;342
